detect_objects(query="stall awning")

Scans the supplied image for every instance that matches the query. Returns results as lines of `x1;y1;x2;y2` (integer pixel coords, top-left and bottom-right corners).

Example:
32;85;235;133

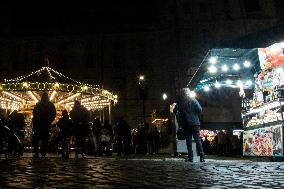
190;22;284;91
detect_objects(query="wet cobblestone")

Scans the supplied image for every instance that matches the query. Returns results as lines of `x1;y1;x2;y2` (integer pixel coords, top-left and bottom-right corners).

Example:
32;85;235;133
0;157;284;188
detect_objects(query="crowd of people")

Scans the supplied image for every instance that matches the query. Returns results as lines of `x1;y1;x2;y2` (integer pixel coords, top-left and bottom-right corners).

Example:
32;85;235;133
1;90;243;160
0;91;161;158
201;131;243;156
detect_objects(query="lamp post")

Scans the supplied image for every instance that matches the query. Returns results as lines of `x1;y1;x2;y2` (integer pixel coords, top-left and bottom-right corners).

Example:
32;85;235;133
162;93;169;119
138;74;146;126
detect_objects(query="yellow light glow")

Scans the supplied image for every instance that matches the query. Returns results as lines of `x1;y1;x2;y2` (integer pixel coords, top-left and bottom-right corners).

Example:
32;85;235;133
49;90;57;101
54;82;60;88
152;118;168;124
57;93;81;105
2;91;24;101
139;75;145;81
82;86;88;91
23;82;28;88
27;91;39;103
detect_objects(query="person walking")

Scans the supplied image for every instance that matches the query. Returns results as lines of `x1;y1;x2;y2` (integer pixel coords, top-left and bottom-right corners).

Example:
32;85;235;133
57;110;73;159
91;117;102;154
32;92;56;158
115;117;131;156
177;88;205;162
70;100;90;158
152;127;160;154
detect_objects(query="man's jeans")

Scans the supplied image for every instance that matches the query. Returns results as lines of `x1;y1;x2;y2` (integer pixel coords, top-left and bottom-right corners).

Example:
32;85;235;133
184;125;204;158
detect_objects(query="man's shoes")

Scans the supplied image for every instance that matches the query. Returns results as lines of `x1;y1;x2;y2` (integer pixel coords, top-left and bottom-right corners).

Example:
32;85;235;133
185;157;193;162
200;156;205;162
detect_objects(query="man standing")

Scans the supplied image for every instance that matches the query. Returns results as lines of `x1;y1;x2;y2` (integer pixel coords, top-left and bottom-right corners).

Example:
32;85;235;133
178;88;205;162
32;92;56;158
70;100;90;158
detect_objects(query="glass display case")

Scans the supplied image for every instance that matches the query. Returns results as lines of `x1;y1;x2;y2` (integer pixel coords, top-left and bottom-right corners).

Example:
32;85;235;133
242;99;284;156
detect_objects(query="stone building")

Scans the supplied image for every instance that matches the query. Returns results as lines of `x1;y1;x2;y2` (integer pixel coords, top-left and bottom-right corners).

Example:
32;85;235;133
0;1;283;127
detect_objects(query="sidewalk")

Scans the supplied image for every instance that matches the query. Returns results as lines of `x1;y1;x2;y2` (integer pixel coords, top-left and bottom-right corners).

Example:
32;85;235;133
9;152;254;162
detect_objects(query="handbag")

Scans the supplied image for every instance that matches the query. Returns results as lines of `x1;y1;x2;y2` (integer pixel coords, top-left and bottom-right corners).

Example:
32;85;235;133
177;127;185;140
175;104;186;140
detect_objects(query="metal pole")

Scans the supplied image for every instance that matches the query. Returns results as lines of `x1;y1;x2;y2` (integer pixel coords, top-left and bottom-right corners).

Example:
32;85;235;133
142;91;146;126
109;103;112;125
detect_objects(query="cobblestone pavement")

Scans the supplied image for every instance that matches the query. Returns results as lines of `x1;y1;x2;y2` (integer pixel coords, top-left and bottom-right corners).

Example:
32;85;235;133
0;155;284;188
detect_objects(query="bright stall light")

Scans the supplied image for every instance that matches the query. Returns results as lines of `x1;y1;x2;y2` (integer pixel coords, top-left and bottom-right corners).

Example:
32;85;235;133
280;42;284;48
237;80;243;87
276;67;283;74
209;57;217;64
221;64;228;72
233;64;240;71
204;86;210;91
245;80;253;86
189;91;196;98
243;61;251;68
215;81;221;88
226;79;232;85
208;65;217;73
270;43;282;53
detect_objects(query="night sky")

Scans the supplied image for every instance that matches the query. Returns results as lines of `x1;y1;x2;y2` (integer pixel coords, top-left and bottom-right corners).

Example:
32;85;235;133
1;2;159;36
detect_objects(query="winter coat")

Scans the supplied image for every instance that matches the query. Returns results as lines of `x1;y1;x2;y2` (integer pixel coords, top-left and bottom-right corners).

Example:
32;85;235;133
32;100;56;134
178;92;202;126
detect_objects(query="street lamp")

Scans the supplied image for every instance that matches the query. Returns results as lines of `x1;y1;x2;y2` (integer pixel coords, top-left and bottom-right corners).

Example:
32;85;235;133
138;74;146;126
162;93;168;100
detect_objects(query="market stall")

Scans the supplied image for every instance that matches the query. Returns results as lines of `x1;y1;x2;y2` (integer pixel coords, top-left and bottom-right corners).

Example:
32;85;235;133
242;43;284;157
189;41;284;157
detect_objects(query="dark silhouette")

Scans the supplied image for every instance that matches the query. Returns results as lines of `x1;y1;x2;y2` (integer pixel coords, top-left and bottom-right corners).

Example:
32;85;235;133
152;127;160;154
70;100;90;158
0;108;23;157
136;125;147;154
32;92;56;158
147;128;154;154
57;110;73;158
92;117;102;153
202;136;210;155
217;130;227;155
8;110;25;142
98;120;113;156
177;88;205;162
115;117;131;156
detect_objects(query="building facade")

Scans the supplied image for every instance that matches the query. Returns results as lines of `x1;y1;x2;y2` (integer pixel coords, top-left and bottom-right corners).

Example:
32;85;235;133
0;0;283;127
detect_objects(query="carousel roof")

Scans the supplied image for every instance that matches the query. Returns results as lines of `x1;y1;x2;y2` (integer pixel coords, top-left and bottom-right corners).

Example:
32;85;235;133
0;66;118;111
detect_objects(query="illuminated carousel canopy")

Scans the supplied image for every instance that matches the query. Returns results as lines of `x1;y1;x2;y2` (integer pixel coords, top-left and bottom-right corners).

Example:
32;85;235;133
0;66;118;112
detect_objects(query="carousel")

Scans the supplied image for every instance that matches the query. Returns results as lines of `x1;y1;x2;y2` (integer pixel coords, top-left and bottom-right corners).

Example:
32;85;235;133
0;61;118;146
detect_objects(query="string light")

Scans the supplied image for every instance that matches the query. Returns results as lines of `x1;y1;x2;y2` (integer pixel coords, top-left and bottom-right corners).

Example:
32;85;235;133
1;66;118;110
49;90;57;101
27;91;39;103
56;93;81;105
